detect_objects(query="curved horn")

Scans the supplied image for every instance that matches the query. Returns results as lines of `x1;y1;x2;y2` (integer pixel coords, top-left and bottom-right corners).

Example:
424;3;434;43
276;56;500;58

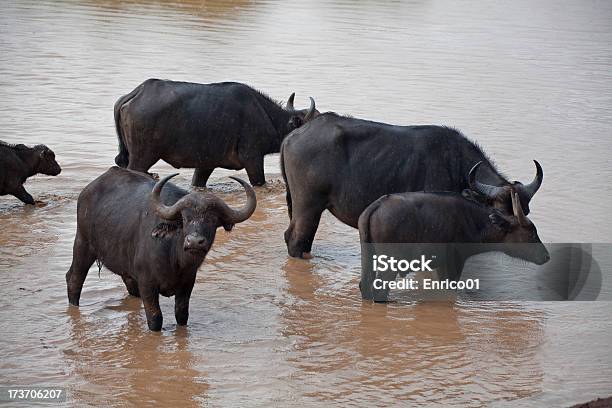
150;173;185;220
468;161;505;199
517;160;543;201
217;177;257;225
286;92;295;110
303;97;316;121
511;191;528;226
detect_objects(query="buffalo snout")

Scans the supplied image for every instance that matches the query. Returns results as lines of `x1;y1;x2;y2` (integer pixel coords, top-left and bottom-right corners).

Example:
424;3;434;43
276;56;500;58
47;163;62;176
534;246;551;265
183;233;208;253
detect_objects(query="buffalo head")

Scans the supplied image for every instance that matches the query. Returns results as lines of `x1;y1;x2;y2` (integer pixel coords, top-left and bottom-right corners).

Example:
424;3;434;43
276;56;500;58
286;93;319;131
468;160;543;215
33;145;61;176
150;175;256;255
488;190;549;265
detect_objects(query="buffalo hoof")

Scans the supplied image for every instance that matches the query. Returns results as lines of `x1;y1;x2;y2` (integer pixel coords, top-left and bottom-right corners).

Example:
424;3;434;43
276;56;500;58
302;252;313;259
373;293;392;303
67;288;80;306
145;312;164;331
147;316;163;332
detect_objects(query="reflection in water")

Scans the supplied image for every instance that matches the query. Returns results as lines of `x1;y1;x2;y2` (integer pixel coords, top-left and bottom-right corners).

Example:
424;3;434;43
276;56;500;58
1;0;612;406
281;252;546;405
65;300;209;407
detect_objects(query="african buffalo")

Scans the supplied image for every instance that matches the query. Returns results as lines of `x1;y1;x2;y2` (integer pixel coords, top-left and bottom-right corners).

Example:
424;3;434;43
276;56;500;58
0;141;61;205
358;187;550;300
66;167;256;331
280;113;543;258
114;79;317;187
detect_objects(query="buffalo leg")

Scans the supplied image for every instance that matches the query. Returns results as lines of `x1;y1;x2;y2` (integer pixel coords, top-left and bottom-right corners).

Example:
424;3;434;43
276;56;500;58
139;281;162;331
174;287;194;326
284;199;326;258
121;275;140;297
245;158;266;186
191;168;214;188
66;233;96;306
372;268;397;303
13;185;35;205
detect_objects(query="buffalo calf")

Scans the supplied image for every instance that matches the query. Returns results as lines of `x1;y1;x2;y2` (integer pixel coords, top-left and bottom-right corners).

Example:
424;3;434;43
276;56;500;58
358;190;549;300
0;141;61;204
66;167;256;331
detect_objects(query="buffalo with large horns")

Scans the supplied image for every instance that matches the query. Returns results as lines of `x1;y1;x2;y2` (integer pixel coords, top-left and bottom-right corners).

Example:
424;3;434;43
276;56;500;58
114;79;318;187
281;113;544;258
66;167;256;331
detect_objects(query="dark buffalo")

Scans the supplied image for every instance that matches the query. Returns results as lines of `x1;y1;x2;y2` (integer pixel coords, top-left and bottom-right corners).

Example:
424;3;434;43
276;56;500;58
0;141;61;205
280;113;543;258
114;79;317;187
66;167;256;331
358;189;550;300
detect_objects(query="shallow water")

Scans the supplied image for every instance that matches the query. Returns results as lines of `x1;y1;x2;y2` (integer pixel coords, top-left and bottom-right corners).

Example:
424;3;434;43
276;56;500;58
1;0;611;406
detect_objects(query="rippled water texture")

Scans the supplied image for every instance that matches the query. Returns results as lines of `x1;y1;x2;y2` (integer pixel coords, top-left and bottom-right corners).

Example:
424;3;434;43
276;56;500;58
1;1;611;406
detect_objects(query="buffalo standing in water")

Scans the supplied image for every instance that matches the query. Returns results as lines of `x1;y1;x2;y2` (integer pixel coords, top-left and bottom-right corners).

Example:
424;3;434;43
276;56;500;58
358;187;550;300
280;113;543;258
114;79;317;187
0;141;61;205
66;167;256;331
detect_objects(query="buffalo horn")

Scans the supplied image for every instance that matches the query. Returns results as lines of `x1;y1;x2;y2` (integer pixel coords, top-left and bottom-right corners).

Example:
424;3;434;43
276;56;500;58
468;161;505;198
217;177;257;224
516;160;543;201
286;93;295;110
303;97;316;121
511;190;528;226
150;173;185;220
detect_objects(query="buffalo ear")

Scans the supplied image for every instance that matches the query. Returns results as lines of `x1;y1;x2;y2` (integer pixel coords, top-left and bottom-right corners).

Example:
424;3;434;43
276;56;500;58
287;116;304;131
222;223;234;232
489;212;511;232
151;221;182;239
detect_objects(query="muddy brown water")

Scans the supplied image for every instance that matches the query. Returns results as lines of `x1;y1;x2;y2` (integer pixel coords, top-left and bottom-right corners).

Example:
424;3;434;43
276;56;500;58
1;1;612;406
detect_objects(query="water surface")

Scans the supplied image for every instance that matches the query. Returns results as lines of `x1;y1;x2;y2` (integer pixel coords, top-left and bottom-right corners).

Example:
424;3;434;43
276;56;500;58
1;0;612;406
